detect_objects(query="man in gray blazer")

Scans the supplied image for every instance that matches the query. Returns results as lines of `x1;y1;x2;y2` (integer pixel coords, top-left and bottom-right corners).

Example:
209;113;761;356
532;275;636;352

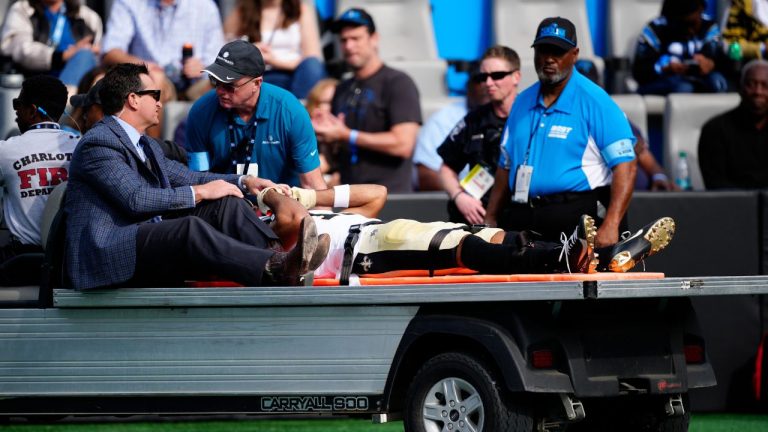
64;63;328;290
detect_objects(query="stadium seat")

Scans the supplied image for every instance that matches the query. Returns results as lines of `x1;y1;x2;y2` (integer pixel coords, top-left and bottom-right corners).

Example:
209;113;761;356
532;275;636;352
607;0;662;93
0;0;11;24
0;75;22;140
493;0;604;79
612;94;648;139
388;60;448;99
518;61;538;92
420;96;463;121
663;93;740;190
335;0;438;61
162;101;193;143
608;0;661;60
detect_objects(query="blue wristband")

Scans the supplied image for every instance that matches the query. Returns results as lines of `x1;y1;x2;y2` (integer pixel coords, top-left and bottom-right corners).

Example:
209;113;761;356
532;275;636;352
349;129;359;164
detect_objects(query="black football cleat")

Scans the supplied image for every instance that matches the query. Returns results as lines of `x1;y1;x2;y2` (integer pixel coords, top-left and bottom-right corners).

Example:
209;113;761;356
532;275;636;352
608;217;676;273
558;215;597;274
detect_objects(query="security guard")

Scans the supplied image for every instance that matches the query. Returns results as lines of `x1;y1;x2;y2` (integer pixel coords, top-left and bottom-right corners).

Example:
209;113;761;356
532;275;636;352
438;45;521;226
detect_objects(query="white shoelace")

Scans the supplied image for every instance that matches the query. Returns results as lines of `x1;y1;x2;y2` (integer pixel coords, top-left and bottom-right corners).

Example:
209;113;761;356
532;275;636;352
558;227;580;274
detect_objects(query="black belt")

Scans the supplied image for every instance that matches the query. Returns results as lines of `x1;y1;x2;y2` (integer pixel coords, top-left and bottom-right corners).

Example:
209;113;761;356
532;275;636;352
339;221;382;286
513;187;605;208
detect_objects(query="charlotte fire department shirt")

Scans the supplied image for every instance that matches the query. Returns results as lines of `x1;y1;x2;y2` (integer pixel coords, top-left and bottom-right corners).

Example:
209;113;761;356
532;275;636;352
0;123;77;245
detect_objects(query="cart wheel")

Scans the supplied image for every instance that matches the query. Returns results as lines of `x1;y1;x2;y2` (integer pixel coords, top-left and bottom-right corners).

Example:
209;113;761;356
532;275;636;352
404;352;533;432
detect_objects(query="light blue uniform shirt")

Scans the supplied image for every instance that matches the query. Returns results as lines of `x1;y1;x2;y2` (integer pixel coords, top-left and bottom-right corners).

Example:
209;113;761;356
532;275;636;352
500;70;635;197
185;83;320;186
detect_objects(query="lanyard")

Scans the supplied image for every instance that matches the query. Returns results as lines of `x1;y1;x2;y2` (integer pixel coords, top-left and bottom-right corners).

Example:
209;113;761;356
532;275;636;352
227;111;258;175
523;110;544;166
50;12;66;47
32;123;60;130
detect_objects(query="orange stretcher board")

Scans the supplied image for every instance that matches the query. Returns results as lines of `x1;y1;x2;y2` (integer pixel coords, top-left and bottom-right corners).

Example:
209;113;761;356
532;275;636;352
187;272;665;288
313;272;665;286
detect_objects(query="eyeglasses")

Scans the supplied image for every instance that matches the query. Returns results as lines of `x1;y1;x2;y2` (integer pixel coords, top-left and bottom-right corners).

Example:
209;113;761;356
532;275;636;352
471;70;516;83
209;76;258;92
11;98;27;110
133;89;162;101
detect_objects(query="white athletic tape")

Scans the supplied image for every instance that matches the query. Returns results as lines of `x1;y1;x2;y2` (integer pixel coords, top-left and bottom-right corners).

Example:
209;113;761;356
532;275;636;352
333;184;350;208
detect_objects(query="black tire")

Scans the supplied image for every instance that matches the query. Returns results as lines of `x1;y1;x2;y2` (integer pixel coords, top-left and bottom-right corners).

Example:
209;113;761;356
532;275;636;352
404;352;533;432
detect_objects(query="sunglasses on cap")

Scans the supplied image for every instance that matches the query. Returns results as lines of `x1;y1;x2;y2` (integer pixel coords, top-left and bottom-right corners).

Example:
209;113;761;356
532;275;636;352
209;76;258;92
133;89;162;101
471;70;516;83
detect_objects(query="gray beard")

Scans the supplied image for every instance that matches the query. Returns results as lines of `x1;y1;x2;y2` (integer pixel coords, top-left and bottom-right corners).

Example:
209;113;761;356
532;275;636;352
537;69;568;85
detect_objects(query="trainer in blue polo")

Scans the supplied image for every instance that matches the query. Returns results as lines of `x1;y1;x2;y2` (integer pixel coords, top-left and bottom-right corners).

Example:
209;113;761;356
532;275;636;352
185;40;325;189
487;16;636;271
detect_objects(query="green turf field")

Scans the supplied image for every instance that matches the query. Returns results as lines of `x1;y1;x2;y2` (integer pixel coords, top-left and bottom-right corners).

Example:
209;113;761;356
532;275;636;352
0;414;766;432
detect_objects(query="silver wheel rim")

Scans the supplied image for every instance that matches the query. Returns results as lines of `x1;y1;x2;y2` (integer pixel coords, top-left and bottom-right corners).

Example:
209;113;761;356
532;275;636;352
422;376;484;432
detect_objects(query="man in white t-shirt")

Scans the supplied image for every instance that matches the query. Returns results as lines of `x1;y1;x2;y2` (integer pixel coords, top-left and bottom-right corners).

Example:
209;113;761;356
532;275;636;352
0;75;77;270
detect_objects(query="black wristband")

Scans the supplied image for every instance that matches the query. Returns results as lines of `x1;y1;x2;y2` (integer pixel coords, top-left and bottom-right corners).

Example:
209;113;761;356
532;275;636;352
451;190;464;201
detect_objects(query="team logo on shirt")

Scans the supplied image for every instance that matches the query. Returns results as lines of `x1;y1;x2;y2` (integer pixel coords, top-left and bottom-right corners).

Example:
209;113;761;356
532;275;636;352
548;125;573;139
262;135;280;145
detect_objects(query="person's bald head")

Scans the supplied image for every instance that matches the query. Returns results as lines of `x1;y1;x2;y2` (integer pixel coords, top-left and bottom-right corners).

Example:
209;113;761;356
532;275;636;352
740;60;768;118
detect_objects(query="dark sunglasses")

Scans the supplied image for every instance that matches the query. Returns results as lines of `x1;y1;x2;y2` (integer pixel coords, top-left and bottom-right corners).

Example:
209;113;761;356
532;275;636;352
471;70;516;83
133;89;162;101
11;98;27;110
209;76;257;91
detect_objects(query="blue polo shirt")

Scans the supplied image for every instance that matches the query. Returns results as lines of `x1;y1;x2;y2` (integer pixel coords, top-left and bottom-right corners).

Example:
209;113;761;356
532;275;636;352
500;70;635;197
185;83;320;186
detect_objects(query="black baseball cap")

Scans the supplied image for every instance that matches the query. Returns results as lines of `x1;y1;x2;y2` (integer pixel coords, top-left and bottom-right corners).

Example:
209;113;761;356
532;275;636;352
70;80;103;108
332;8;376;33
532;17;578;51
203;40;265;84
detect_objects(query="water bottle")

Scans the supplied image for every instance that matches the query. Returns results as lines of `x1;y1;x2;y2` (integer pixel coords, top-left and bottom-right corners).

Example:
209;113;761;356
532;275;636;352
675;151;692;191
728;41;743;76
181;43;194;89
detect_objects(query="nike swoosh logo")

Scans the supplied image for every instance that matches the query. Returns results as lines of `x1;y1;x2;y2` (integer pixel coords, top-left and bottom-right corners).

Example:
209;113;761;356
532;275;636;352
310;150;317;156
622;229;643;243
226;76;235;80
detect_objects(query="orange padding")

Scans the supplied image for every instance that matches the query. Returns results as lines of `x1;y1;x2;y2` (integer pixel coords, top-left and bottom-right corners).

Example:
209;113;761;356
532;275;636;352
186;272;665;288
313;272;665;286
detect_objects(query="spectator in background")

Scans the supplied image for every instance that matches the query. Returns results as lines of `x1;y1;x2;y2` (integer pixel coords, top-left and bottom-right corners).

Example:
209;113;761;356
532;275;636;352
0;76;76;283
699;59;768;189
1;0;101;90
311;8;421;193
485;17;637;271
438;46;521;225
305;78;340;186
413;62;487;191
723;0;768;60
575;60;675;191
69;78;104;132
223;0;325;99
60;65;106;134
633;0;729;95
101;0;224;101
185;40;325;189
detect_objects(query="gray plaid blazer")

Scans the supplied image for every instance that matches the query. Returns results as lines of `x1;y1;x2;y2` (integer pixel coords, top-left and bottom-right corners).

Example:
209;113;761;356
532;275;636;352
64;116;238;290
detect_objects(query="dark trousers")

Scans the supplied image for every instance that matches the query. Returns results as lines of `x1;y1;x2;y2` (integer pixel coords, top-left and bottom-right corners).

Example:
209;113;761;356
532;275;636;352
503;187;628;267
132;196;279;287
460;231;566;274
